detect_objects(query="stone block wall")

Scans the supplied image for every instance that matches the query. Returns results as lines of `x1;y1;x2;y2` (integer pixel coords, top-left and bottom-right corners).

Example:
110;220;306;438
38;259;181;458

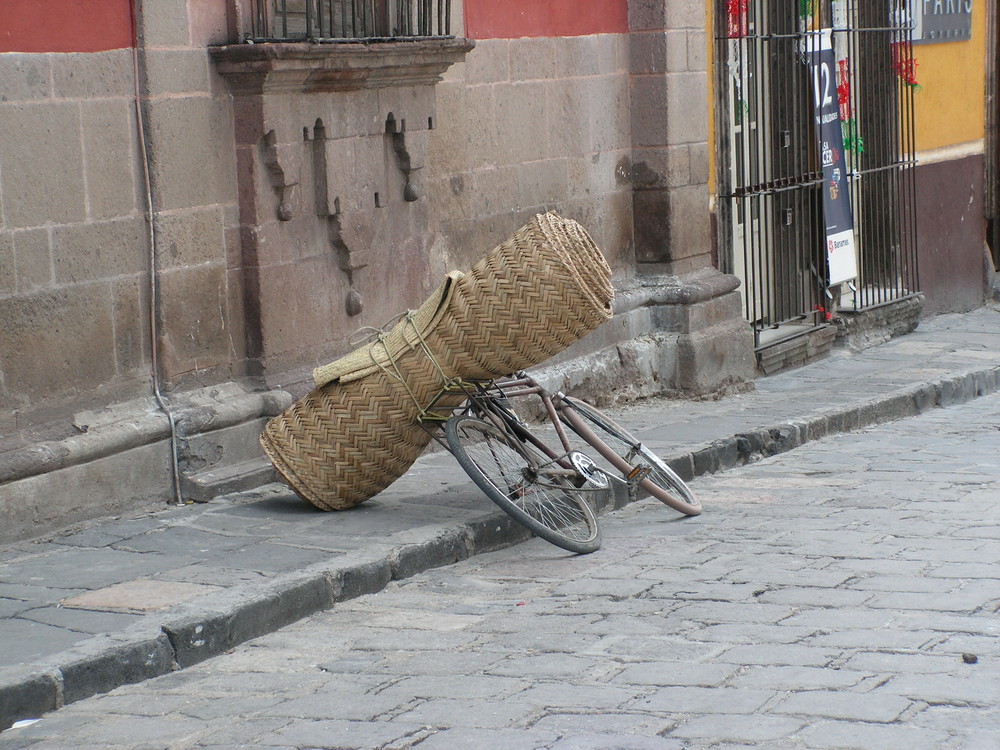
137;3;244;388
627;2;712;272
0;49;150;433
426;34;635;280
0;4;243;435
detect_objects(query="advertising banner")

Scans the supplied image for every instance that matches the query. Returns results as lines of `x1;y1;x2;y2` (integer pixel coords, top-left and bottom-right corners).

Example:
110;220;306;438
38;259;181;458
805;29;858;286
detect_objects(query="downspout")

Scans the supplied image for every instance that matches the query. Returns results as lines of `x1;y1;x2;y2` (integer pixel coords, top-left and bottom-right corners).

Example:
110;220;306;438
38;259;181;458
130;0;185;506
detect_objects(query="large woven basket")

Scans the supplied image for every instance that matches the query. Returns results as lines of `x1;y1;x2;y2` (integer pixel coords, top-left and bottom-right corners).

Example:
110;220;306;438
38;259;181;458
260;212;614;510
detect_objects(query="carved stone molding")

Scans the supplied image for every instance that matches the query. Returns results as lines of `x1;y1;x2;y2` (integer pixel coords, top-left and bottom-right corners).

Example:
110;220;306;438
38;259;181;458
209;38;473;370
210;38;475;95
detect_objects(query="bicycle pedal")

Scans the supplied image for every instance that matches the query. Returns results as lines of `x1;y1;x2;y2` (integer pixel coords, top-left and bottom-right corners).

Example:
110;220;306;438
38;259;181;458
626;464;652;484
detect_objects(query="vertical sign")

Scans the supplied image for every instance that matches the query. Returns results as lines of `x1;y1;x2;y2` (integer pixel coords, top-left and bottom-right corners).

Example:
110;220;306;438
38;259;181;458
805;29;858;286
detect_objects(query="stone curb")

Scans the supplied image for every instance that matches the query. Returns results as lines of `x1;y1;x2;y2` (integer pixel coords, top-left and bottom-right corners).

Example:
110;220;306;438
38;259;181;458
2;363;999;731
675;366;1000;480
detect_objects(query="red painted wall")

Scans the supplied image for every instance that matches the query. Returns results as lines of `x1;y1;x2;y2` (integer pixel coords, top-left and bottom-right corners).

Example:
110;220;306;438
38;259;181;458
0;0;133;53
464;0;628;39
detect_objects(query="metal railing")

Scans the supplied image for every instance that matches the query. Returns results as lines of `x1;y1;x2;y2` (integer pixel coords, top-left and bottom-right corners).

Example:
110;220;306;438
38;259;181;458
248;0;452;41
715;0;919;344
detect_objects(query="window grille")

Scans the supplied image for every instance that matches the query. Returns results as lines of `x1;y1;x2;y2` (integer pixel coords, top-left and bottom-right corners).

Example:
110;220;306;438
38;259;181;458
715;0;919;346
248;0;452;41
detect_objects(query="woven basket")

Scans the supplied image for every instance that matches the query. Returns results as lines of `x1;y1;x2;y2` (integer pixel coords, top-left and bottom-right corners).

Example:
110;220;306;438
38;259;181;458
260;212;614;510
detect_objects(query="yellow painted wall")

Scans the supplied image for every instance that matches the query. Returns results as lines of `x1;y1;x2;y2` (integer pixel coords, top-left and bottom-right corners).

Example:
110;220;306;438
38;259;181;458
912;9;987;152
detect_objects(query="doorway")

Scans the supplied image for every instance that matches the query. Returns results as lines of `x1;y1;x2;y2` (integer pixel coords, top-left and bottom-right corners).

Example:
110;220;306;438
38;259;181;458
714;0;920;349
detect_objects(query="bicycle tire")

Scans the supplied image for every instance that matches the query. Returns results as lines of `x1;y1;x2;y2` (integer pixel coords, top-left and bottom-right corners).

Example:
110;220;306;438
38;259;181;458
560;397;701;516
444;415;601;554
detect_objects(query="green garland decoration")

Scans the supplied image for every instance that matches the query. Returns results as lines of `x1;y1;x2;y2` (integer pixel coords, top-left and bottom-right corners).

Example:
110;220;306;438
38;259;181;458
842;119;864;155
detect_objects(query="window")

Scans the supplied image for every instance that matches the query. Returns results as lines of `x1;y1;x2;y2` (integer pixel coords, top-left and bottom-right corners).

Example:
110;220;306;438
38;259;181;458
247;0;452;41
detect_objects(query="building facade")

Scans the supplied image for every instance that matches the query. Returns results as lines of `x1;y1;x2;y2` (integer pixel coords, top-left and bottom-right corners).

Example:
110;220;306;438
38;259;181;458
0;0;992;542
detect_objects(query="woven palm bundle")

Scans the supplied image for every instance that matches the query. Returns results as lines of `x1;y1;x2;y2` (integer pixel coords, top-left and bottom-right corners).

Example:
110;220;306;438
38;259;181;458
260;212;614;510
447;210;615;376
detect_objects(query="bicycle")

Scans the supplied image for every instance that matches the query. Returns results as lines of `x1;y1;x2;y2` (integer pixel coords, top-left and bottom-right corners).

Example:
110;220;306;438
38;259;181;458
420;372;700;555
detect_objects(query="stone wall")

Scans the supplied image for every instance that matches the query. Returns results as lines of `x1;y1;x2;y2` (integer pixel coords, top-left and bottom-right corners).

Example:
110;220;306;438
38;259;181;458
0;3;243;436
0;0;757;544
0;49;149;434
426;34;634;280
628;1;712;272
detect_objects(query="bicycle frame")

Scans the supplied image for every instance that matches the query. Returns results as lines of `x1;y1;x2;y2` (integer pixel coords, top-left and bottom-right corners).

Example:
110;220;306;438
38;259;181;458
419;372;627;491
421;369;700;521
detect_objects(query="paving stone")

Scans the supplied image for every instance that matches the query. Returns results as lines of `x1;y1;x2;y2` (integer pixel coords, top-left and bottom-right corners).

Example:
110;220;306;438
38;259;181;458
487;653;608;680
806;628;941;650
596;635;721;662
714;643;843;668
610;661;738;688
632;686;776;715
194;717;296;746
0;598;35;618
532;710;675;737
549;734;686;749
0;618;90;667
689;622;818;644
409;726;561;750
726;665;872;691
771;690;913;723
669;713;806;742
17;606;142;634
841;649;970;675
0;548;174;590
377;673;529;702
45;713;206;748
60;580;221;614
369;650;504;677
263;685;411;722
797;718;952;750
877;673;1000;706
515;682;641;710
392;698;540;729
268;718;427;748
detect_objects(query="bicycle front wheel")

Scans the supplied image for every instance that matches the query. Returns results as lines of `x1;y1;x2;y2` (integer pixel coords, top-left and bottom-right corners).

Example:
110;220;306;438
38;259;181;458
560;397;701;516
444;416;601;554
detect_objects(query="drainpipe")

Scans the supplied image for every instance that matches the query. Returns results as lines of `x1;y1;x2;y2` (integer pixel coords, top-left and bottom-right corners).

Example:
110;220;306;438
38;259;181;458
130;0;185;506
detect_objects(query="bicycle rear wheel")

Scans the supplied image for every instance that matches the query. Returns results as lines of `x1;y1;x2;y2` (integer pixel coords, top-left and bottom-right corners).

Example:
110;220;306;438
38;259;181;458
444;415;601;554
560;397;701;516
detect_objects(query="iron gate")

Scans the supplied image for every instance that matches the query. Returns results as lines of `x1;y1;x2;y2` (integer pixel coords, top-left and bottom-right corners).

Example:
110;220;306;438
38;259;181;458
715;0;919;346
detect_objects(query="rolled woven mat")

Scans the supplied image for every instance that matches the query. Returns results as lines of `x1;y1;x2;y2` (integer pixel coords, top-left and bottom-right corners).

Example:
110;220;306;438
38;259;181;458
260;212;614;510
446;210;614;376
260;274;469;510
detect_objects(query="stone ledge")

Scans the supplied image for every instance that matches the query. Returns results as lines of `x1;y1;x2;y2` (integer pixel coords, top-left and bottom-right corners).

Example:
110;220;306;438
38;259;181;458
0;384;291;486
210;38;475;94
834;294;924;352
757;325;838;375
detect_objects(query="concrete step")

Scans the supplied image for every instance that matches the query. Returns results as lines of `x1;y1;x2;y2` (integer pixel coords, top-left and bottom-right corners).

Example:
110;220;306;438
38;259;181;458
183;456;277;502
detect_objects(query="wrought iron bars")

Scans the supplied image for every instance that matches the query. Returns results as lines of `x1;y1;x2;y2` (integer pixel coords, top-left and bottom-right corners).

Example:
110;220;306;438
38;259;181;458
248;0;452;41
714;0;919;340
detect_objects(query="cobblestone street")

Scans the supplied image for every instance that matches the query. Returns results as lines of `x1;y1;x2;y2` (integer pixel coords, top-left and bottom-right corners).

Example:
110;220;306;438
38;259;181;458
4;392;1000;750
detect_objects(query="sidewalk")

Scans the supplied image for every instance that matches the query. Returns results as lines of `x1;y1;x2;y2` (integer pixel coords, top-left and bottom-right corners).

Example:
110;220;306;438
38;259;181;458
2;306;999;731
